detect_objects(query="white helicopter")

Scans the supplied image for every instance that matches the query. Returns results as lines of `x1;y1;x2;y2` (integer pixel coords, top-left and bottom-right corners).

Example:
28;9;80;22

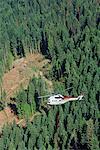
47;94;84;105
38;88;84;105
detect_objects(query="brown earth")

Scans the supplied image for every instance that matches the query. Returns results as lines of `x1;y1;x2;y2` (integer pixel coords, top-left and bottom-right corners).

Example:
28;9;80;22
0;107;19;132
0;106;41;132
0;53;53;131
2;53;52;101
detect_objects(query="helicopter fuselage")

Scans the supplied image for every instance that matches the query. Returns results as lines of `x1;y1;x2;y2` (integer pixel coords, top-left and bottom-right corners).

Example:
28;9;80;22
47;94;84;105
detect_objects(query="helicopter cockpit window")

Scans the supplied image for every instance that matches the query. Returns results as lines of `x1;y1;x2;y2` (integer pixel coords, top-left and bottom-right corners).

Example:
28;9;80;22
55;96;61;99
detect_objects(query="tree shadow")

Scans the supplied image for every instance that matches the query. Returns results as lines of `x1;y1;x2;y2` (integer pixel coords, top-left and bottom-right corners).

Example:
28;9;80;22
8;103;18;115
34;90;41;111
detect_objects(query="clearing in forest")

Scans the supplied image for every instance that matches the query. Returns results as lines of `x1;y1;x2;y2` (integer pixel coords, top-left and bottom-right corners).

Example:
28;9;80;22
2;53;52;101
0;53;53;130
0;106;41;132
0;107;19;131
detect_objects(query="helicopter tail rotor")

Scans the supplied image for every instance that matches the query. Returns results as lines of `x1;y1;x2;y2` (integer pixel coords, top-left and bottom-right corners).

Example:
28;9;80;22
78;95;84;100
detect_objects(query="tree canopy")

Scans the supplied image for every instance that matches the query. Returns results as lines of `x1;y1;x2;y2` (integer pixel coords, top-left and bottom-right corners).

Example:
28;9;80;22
0;0;99;149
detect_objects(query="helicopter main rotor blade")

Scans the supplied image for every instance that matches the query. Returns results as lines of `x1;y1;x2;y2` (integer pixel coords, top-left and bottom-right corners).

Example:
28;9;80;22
38;95;52;98
65;87;73;90
52;87;73;95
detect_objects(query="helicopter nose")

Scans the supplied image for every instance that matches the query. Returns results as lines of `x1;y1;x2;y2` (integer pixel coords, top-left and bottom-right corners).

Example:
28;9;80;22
47;99;51;104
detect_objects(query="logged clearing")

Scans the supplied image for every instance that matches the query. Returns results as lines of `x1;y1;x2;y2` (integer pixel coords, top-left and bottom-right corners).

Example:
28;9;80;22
0;53;53;130
0;106;41;132
0;107;19;132
2;53;52;101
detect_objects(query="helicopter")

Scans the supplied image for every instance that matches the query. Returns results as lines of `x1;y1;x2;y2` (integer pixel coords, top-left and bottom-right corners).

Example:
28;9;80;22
38;88;84;105
47;94;84;105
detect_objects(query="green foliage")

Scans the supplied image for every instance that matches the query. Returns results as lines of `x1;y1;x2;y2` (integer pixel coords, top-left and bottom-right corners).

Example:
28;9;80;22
15;77;47;117
0;0;99;149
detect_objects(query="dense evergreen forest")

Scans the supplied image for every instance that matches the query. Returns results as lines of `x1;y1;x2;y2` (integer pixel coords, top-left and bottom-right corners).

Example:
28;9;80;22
0;0;99;149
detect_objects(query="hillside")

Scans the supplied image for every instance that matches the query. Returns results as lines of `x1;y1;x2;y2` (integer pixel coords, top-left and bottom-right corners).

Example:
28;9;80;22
0;53;53;131
0;106;41;132
2;53;52;101
0;0;99;149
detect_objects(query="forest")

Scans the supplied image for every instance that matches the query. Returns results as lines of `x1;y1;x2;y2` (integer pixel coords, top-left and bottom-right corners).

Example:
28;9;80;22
0;0;100;149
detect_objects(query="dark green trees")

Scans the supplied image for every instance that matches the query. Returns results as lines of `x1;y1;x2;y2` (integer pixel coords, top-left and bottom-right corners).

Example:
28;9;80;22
0;0;99;149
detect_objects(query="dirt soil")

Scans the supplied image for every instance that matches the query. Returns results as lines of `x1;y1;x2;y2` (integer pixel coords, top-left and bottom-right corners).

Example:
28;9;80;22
0;107;19;132
0;106;41;132
2;53;52;101
0;53;53;131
